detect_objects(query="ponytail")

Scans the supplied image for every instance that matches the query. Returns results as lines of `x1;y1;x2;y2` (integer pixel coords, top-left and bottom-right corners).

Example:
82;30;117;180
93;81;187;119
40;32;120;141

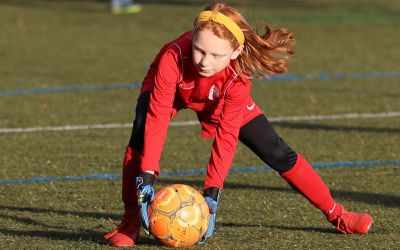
239;24;295;78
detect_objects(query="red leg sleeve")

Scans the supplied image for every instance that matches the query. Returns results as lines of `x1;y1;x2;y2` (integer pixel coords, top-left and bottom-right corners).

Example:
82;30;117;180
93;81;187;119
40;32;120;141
122;146;141;215
280;153;336;215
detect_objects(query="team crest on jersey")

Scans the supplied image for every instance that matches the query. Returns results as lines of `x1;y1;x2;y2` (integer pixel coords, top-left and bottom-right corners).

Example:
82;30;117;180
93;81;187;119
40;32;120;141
208;84;220;101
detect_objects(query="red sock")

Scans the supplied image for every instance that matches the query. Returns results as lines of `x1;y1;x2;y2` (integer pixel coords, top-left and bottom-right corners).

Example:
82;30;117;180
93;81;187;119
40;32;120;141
122;146;141;216
280;153;336;215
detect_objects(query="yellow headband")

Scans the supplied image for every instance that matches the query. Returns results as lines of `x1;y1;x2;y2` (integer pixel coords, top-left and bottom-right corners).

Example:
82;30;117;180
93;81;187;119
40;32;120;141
194;10;245;45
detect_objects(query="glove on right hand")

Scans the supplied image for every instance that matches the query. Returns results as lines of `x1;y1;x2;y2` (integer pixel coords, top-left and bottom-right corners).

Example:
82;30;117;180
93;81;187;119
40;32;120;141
136;172;156;235
198;187;221;244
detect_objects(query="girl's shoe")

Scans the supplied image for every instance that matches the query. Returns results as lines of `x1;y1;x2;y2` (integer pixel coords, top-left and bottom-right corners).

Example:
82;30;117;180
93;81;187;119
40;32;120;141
104;214;141;246
327;204;373;234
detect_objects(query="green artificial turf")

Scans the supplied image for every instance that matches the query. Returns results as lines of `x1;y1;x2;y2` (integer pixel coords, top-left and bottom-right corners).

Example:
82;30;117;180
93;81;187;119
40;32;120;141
0;0;399;249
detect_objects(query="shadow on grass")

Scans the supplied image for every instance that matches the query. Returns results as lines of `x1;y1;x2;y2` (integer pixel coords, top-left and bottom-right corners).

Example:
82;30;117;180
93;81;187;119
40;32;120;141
0;228;106;244
0;213;66;229
0;230;160;246
158;178;400;208
0;206;336;245
0;227;161;246
219;222;337;234
0;205;118;220
0;230;153;247
0;205;164;246
273;121;400;133
0;205;120;242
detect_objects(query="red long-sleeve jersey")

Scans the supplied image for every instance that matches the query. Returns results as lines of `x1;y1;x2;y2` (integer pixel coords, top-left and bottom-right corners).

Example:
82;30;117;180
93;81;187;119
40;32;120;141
139;31;261;188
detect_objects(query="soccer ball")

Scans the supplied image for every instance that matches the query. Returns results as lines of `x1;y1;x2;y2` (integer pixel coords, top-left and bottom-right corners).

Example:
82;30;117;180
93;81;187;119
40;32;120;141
148;184;210;247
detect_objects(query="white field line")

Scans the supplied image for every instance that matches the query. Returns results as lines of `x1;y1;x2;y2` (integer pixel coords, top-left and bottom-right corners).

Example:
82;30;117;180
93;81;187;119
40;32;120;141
1;111;399;134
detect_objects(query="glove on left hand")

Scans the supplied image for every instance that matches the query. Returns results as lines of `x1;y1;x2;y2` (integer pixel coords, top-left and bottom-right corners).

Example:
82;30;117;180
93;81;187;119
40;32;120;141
198;187;221;244
136;172;156;235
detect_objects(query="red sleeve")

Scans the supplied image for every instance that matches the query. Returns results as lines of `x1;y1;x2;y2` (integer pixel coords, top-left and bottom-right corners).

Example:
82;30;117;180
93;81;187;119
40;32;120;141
140;47;181;174
204;79;250;188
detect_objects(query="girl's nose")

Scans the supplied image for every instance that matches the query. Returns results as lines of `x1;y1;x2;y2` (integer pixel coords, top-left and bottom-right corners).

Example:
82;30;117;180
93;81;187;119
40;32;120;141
200;54;212;67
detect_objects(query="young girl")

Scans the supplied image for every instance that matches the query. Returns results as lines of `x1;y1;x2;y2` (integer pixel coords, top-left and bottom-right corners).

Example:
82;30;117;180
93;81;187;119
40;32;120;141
105;2;373;247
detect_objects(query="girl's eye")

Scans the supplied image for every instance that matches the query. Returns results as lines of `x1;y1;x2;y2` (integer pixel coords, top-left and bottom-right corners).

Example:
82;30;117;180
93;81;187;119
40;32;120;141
195;48;205;55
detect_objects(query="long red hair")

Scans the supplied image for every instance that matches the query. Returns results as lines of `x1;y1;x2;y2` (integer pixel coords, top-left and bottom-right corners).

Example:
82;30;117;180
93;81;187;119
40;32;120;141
194;2;295;78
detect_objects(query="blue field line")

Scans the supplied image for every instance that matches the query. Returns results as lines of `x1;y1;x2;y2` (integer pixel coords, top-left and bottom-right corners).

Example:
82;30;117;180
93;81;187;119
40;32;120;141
1;71;400;97
257;70;400;82
0;82;142;96
0;160;399;185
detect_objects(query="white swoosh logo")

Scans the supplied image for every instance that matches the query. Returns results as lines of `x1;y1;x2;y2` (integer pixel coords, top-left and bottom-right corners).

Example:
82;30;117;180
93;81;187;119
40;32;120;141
328;203;336;214
247;102;255;110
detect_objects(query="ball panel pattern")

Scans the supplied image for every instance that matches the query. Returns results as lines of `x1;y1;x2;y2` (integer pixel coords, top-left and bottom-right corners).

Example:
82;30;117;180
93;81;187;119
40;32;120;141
149;184;210;247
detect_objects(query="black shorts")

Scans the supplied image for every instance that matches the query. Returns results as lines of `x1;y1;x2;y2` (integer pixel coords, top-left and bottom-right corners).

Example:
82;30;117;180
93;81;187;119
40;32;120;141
129;92;297;173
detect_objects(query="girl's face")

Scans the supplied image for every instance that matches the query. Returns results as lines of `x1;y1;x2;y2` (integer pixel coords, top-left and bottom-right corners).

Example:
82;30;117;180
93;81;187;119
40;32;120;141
192;29;243;77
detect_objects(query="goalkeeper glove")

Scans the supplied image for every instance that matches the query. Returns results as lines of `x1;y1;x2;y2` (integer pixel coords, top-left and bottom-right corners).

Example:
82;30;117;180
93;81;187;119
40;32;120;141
136;171;156;235
198;187;221;243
